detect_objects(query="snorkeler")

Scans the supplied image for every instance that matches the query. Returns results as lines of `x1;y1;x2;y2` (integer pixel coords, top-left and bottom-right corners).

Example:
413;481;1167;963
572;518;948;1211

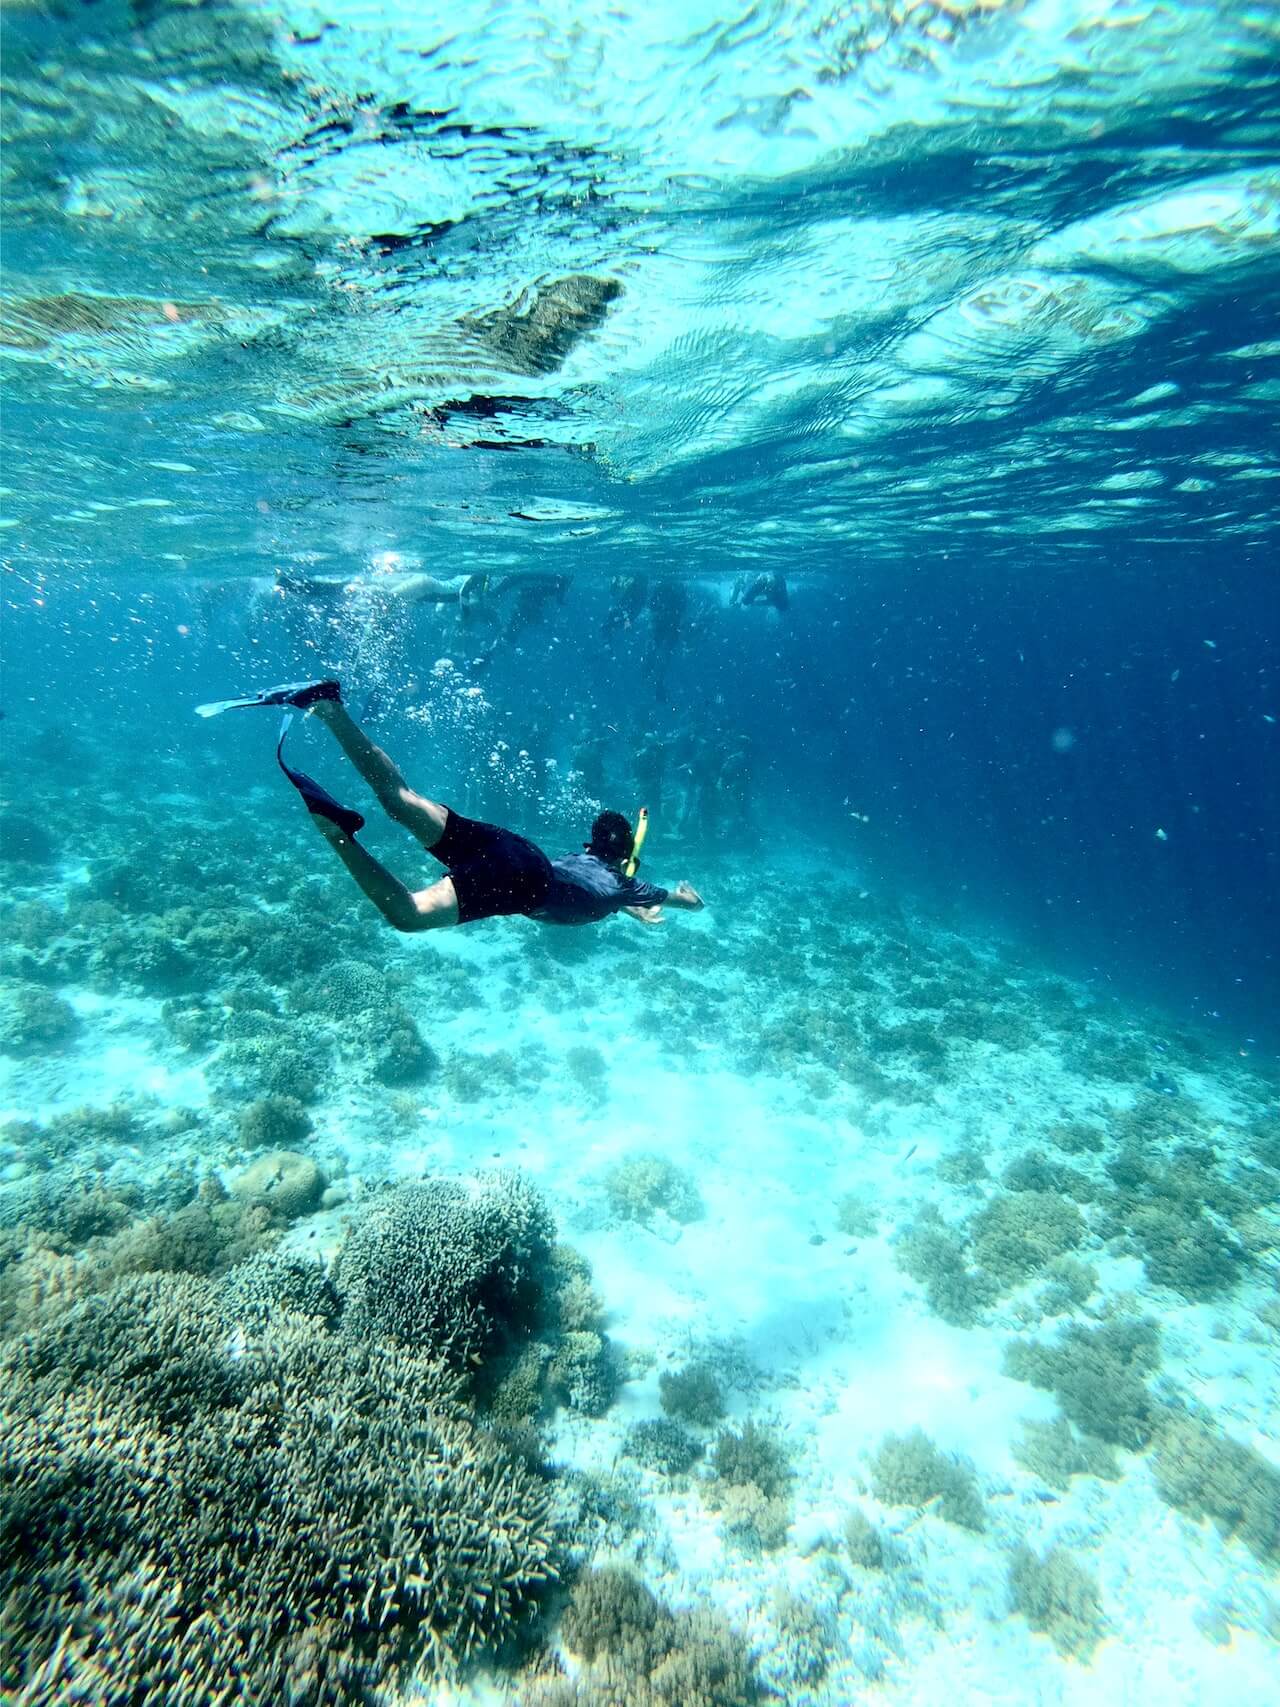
197;680;704;934
469;569;573;658
277;566;490;613
603;573;649;636
730;570;789;612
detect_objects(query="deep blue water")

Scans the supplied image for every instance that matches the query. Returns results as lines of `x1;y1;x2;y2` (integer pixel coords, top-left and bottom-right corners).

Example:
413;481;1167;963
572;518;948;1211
5;553;1276;1049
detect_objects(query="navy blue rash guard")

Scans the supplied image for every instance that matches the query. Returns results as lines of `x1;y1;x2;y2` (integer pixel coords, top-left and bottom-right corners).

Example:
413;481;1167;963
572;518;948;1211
527;852;669;926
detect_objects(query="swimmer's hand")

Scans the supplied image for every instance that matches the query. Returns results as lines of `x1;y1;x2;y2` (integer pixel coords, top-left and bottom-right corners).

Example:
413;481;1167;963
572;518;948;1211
623;904;666;927
669;882;705;910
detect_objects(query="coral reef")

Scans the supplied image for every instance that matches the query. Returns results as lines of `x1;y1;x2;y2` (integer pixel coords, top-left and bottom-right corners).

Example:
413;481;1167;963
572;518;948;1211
624;1418;703;1475
869;1428;986;1531
334;1172;555;1371
1011;1416;1120;1492
553;1565;759;1706
0;1273;560;1699
835;1192;879;1235
1008;1544;1105;1659
230;1150;326;1221
237;1093;313;1151
969;1191;1086;1287
659;1363;726;1426
1151;1414;1280;1565
0;982;79;1055
603;1153;704;1225
548;1329;618;1416
565;1044;609;1098
1003;1317;1161;1448
0;812;57;866
843;1507;886;1569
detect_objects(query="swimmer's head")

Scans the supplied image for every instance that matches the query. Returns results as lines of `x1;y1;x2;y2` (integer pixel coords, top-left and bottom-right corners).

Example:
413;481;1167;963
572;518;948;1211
585;810;633;865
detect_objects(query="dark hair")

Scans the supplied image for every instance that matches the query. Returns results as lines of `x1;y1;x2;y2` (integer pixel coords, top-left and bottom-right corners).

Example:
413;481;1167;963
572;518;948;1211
585;810;633;864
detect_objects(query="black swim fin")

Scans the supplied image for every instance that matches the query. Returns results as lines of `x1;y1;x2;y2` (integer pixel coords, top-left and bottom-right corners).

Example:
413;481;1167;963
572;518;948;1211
195;679;341;719
275;714;365;837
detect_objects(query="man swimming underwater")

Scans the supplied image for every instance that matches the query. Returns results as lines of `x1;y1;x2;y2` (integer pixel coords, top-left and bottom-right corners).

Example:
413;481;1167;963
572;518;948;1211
197;680;704;932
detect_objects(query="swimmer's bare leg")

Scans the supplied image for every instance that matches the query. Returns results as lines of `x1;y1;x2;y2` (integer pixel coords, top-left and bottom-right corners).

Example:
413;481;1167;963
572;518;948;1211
380;572;469;605
309;700;448;851
310;816;459;932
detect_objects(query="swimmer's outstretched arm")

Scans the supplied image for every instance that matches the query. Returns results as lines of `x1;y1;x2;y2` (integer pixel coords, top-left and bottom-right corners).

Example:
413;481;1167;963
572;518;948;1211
622;882;704;925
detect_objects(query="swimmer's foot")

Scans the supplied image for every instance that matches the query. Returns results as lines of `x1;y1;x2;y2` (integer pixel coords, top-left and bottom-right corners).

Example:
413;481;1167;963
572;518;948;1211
271;678;342;711
279;758;366;838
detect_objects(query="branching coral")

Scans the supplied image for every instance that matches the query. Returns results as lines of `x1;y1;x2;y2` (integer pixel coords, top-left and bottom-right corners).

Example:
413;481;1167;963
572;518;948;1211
1011;1416;1119;1492
0;982;79;1055
969;1191;1085;1288
555;1566;759;1706
624;1419;703;1475
713;1482;792;1552
659;1363;725;1427
367;1004;437;1086
209;1025;329;1104
893;1212;999;1327
237;1093;313;1151
1008;1545;1105;1659
835;1192;879;1234
0;1273;561;1700
1126;1204;1244;1300
843;1508;885;1569
708;1420;792;1499
1003;1317;1161;1448
1151;1413;1280;1565
548;1329;618;1416
603;1153;704;1224
222;1252;340;1325
704;1420;794;1552
334;1172;555;1371
934;1145;989;1186
869;1428;986;1531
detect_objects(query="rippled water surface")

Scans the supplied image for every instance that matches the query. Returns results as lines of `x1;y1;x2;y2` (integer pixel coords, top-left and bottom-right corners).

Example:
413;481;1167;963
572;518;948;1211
3;0;1278;577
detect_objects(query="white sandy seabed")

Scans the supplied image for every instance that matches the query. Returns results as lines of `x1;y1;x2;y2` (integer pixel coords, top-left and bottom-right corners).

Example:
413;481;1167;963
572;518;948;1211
3;859;1278;1707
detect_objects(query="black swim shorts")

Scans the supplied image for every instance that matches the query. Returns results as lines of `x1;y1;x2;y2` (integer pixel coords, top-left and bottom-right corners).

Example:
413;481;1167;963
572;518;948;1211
428;808;553;925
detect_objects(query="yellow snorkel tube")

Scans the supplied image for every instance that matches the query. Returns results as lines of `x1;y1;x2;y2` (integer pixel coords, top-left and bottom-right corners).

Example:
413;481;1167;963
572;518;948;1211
625;806;649;877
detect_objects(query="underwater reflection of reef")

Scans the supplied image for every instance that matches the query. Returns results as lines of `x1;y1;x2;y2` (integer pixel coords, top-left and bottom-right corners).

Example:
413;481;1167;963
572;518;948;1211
462;273;623;377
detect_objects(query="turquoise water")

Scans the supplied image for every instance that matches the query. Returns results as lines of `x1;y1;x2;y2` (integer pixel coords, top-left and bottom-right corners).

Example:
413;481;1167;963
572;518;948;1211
2;4;1278;1704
